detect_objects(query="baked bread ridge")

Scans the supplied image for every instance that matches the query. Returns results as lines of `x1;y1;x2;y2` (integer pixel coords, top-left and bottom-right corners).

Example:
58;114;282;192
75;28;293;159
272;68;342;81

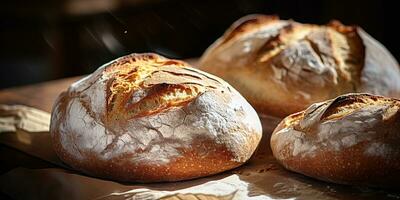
50;53;262;182
270;93;400;188
200;14;400;117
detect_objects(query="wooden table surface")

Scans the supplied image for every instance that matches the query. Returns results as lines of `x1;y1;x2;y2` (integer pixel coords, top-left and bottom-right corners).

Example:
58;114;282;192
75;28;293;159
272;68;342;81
0;76;81;113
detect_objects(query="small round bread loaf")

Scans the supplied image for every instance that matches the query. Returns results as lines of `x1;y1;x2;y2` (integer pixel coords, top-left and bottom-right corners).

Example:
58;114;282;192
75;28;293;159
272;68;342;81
271;93;400;188
200;15;400;117
50;53;262;182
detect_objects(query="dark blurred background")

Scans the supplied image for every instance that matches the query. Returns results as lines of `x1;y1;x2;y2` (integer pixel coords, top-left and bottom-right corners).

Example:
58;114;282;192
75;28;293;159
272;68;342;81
0;0;398;89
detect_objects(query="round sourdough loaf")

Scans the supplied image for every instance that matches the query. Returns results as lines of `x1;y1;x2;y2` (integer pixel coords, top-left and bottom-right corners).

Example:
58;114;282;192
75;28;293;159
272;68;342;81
200;15;400;117
271;93;400;188
50;53;262;182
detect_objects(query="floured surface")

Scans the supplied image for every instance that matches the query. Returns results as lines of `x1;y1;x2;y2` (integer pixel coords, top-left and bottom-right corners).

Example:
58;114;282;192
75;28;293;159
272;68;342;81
199;15;365;117
273;94;400;160
200;15;400;118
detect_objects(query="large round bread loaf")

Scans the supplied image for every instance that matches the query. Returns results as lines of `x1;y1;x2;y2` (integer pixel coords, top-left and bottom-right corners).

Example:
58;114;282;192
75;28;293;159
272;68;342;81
271;93;400;188
200;15;400;117
50;53;262;182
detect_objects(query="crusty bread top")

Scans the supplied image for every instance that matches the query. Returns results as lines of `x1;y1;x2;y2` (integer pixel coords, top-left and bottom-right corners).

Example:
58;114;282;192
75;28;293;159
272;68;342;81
203;15;364;94
271;93;400;188
273;93;400;159
74;53;226;123
199;15;400;117
294;94;400;130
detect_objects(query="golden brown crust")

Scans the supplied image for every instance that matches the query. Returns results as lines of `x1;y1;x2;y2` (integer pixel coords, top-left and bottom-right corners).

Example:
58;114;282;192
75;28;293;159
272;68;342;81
221;15;280;45
318;93;398;120
271;93;400;188
103;53;220;122
53;133;240;182
200;15;400;117
50;53;262;182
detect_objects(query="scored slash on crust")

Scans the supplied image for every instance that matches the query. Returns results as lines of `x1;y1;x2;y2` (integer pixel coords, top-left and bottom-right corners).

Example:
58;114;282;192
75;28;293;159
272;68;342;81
104;54;223;122
199;15;379;118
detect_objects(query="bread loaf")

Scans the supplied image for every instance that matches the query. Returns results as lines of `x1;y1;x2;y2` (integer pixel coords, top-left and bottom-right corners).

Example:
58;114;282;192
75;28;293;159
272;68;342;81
50;53;262;182
271;93;400;188
200;15;400;117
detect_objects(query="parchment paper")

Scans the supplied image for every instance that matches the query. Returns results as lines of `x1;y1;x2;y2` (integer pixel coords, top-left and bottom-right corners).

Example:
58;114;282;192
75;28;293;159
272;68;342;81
0;105;398;200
